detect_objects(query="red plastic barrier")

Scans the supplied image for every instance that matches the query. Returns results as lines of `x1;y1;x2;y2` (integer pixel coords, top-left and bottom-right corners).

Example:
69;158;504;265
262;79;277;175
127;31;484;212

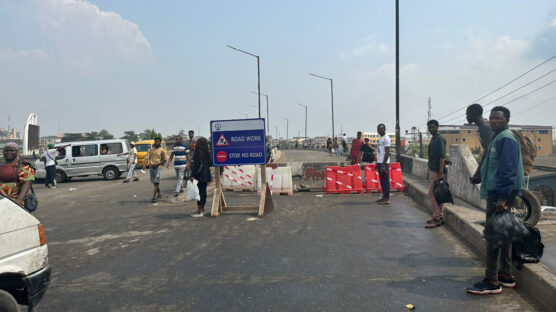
364;164;382;193
323;165;364;194
389;162;405;192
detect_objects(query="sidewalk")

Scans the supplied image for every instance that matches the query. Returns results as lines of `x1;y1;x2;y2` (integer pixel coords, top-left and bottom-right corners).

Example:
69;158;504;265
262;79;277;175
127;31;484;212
404;173;556;312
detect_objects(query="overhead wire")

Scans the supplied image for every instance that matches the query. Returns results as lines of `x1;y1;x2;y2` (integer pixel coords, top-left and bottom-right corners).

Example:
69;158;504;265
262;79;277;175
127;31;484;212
513;94;556;116
414;53;556;128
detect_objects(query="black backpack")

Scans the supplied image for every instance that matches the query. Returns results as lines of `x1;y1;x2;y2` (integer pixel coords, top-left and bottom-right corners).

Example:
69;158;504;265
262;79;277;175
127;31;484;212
512;222;544;269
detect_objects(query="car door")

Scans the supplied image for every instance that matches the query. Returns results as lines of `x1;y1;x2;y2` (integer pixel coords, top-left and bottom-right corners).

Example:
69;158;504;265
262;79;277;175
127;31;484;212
100;142;126;170
70;144;100;176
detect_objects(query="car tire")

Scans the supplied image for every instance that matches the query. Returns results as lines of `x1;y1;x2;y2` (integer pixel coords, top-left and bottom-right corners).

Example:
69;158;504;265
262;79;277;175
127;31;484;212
55;170;67;183
521;189;541;226
103;166;119;181
0;289;19;312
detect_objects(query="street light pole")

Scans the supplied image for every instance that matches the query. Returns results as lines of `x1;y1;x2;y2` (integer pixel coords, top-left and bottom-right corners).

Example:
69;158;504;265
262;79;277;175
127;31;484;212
296;103;308;139
228;45;261;118
309;73;334;141
281;117;289;139
395;0;401;161
252;91;270;136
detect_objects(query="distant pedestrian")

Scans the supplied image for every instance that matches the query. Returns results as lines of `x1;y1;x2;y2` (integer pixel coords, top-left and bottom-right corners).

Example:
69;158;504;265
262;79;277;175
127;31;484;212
0;142;34;206
167;136;189;196
334;138;340;156
376;125;391;204
122;142;139;183
265;137;273;163
349;131;363;165
342;133;348;153
326;138;333;156
466;104;494;184
425;120;447;228
40;143;68;189
361;138;376;163
191;137;213;218
467;106;523;295
143;137;167;203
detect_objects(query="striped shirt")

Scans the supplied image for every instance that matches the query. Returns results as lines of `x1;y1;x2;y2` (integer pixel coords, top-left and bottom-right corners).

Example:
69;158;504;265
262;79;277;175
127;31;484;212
172;144;189;168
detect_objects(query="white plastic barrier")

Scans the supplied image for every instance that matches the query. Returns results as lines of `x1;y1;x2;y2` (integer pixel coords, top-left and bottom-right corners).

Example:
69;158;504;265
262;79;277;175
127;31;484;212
222;165;257;191
257;166;293;195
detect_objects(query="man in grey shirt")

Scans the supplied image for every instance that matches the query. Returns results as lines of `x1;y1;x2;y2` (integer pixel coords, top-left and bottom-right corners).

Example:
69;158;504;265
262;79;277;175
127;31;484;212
467;104;494;184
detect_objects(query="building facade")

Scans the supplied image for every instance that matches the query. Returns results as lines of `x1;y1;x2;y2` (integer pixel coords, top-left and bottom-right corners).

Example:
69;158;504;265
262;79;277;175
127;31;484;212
439;124;553;156
362;132;396;145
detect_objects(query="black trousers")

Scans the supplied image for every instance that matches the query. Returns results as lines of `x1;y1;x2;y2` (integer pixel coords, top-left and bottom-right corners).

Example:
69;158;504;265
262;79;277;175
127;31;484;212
197;181;208;207
45;165;56;186
485;199;512;282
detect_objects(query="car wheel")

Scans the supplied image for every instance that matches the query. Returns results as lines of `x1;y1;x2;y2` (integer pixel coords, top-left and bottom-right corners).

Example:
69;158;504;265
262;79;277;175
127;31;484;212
55;170;67;183
103;166;119;181
0;289;19;312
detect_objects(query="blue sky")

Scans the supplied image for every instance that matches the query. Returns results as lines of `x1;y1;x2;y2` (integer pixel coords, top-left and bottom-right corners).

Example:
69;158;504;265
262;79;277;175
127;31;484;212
1;0;555;138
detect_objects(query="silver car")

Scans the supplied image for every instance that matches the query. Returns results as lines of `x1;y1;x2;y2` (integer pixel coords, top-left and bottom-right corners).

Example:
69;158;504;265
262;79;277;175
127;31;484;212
35;139;130;182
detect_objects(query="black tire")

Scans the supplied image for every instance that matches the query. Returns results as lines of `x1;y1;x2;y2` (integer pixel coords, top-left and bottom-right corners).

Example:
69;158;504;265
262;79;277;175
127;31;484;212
103;166;119;181
512;190;541;226
55;170;67;183
0;289;19;312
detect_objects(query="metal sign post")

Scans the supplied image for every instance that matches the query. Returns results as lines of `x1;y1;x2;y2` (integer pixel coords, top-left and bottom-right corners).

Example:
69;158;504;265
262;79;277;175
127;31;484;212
210;118;273;218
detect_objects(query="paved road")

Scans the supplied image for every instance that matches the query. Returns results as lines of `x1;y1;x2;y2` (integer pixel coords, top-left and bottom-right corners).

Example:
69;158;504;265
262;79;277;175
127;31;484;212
32;171;538;311
276;149;348;163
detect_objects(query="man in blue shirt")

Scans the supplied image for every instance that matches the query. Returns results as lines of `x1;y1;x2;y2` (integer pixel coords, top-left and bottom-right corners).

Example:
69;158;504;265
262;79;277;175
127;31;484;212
167;136;189;196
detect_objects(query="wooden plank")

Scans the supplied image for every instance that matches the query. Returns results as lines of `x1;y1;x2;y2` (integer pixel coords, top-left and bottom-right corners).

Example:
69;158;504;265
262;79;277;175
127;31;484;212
258;164;274;217
211;168;222;218
222;206;259;212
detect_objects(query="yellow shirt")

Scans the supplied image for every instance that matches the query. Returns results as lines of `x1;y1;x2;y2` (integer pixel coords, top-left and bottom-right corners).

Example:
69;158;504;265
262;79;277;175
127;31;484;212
146;147;167;167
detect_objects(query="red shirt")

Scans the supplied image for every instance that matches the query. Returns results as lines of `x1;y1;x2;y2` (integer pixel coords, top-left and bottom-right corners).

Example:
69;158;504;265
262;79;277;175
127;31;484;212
350;139;363;164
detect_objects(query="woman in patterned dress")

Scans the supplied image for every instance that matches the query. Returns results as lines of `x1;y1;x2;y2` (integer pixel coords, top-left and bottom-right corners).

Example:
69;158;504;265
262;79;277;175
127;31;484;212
0;142;35;206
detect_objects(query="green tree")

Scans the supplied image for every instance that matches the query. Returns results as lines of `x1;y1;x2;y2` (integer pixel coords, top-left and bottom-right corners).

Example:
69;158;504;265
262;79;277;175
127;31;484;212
62;133;84;142
165;129;186;143
140;129;162;140
98;129;114;140
120;130;139;142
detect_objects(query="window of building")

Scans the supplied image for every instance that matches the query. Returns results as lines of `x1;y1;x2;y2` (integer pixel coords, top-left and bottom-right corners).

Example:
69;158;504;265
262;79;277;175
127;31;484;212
538;138;541;142
539;130;548;134
538;146;542;150
468;130;471;134
455;138;459;142
72;144;98;157
462;138;466;142
531;130;534;133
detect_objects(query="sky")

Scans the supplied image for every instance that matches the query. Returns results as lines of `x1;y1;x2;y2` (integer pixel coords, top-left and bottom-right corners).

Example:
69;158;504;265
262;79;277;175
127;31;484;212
1;0;555;139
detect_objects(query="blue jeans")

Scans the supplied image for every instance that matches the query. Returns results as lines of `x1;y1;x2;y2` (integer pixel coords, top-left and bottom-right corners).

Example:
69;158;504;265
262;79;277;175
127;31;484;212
150;167;161;184
377;163;390;199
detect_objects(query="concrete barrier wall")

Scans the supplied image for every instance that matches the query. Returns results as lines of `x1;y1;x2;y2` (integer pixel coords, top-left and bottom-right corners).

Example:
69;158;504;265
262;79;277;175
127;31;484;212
401;145;485;210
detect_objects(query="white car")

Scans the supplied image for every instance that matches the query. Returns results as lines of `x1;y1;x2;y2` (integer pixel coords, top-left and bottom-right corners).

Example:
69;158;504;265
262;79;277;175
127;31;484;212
0;196;50;311
541;206;556;212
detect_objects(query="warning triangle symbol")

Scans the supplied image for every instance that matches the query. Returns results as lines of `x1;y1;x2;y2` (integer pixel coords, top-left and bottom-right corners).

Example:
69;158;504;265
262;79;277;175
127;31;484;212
216;134;230;146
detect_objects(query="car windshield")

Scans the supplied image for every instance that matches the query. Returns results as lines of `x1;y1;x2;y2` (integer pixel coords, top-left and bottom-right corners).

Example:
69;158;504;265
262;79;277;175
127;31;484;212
135;144;151;152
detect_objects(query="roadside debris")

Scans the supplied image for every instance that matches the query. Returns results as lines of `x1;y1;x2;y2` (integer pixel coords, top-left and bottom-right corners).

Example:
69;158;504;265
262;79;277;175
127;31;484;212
406;304;415;310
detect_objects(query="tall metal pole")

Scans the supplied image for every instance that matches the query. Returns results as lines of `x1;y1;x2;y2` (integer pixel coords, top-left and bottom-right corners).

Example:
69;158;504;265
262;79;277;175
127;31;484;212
281;117;289;139
296;103;308;139
309;73;334;143
330;79;335;141
395;0;401;161
228;45;261;118
257;56;261;118
253;91;269;135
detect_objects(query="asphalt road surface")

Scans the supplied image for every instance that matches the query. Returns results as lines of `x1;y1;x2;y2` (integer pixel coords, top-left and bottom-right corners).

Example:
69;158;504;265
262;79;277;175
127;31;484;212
276;149;348;163
31;169;539;311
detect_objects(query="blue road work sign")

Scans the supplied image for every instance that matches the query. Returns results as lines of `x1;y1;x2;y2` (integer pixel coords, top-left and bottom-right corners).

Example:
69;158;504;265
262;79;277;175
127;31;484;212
211;118;266;166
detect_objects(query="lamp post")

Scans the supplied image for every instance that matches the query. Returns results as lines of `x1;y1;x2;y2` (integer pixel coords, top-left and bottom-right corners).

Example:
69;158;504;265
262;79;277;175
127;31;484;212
395;0;401;161
296;103;308;139
228;45;261;118
281;117;289;139
252;91;269;135
309;73;334;141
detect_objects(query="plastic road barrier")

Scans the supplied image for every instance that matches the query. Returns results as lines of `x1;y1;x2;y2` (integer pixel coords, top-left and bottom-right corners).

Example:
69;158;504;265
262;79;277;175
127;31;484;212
389;162;405;192
257;165;293;195
222;165;257;191
323;165;364;194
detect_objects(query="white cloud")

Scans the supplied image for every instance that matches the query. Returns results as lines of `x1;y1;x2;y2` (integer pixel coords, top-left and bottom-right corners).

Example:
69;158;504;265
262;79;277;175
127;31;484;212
0;48;50;62
341;35;392;58
551;18;556;27
456;35;528;67
36;0;152;61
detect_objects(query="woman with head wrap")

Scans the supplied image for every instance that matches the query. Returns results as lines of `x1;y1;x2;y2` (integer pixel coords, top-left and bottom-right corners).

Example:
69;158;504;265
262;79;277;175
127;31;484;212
0;142;35;206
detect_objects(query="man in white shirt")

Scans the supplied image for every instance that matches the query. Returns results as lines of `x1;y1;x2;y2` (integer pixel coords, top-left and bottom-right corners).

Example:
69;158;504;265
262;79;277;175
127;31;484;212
123;142;139;183
40;143;68;189
376;124;391;204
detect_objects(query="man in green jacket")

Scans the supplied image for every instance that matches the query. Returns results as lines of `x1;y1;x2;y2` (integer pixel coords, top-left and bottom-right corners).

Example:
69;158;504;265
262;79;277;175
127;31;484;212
467;106;524;295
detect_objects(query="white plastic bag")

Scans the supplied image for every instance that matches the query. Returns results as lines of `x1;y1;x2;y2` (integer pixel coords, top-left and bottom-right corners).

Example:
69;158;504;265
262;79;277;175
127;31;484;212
187;179;201;201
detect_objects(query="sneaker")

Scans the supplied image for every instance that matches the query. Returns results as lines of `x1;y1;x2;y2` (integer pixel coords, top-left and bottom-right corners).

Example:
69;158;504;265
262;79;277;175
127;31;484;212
376;197;386;203
51;186;57;189
123;179;130;183
174;192;180;197
498;272;516;288
191;211;204;218
466;279;502;295
378;199;391;205
425;219;443;228
151;198;157;203
426;218;443;224
133;178;140;181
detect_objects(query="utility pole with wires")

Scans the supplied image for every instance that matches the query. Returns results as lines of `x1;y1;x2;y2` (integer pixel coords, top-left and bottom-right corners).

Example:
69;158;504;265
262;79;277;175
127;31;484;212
427;97;432;122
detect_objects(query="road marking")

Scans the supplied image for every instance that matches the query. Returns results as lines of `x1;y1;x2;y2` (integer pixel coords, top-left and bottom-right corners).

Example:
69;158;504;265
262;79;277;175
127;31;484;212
49;229;169;246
